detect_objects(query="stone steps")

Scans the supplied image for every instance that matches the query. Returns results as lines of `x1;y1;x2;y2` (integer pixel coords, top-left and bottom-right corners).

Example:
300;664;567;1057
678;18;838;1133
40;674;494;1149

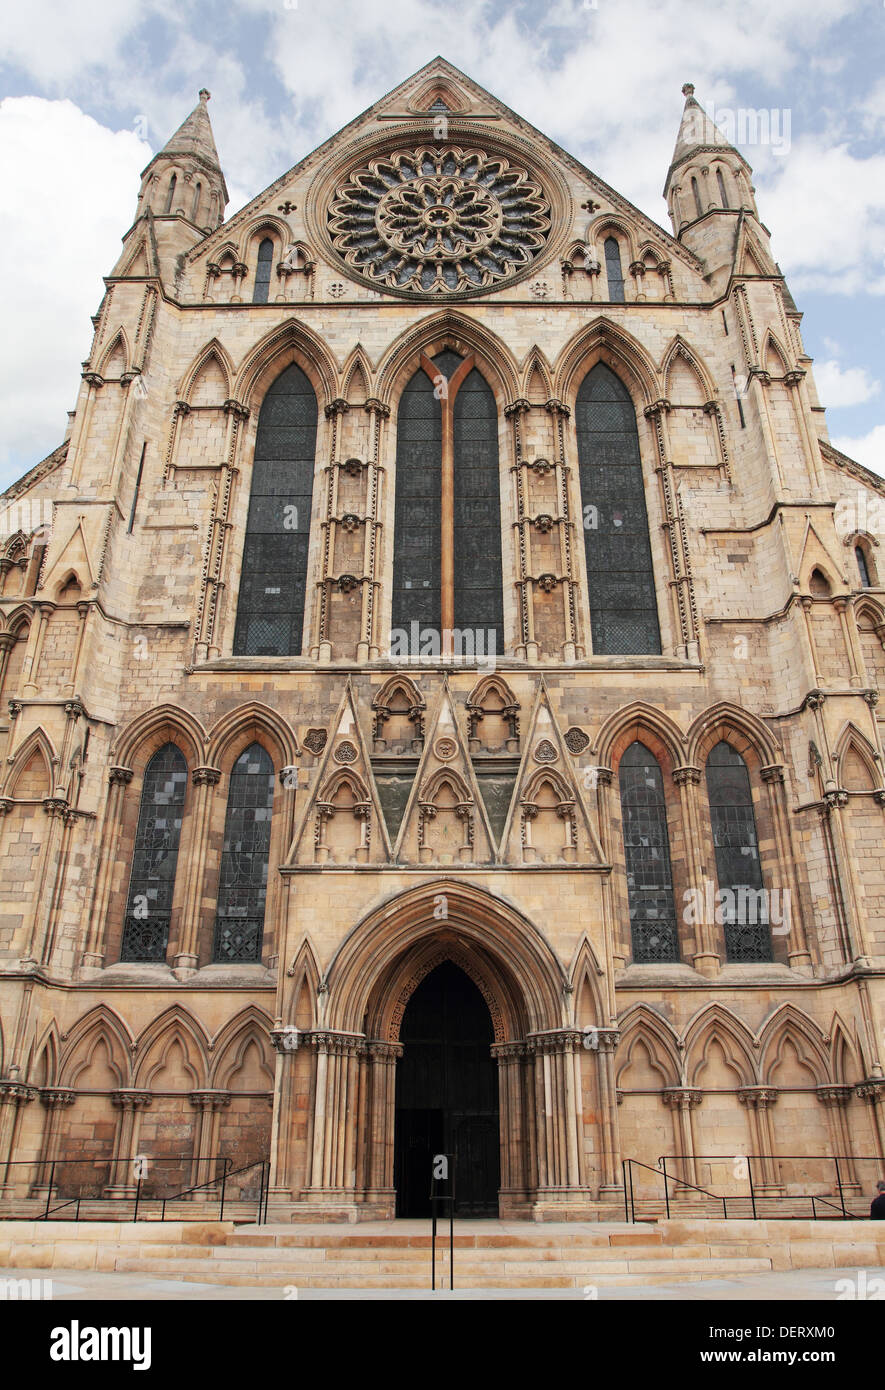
2;1217;882;1290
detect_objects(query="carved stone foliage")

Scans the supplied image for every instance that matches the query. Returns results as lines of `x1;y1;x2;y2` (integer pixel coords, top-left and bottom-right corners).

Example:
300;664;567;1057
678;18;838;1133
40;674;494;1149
328;146;551;295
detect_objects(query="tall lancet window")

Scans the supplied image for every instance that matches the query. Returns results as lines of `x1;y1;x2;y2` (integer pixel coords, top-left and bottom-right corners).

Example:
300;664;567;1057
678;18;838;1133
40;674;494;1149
253;237;274;304
716;168;730;209
392;349;503;658
233;363;317;656
603;237;625;303
120;743;188;962
706;741;772;962
576;363;661;654
213;743;275;963
619;741;679;962
164;173;177;214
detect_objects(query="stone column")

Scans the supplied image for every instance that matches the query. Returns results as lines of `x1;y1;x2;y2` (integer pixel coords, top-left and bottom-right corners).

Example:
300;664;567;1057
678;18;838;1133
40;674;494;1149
593;1028;623;1195
31;1087;77;1197
737;1087;780;1190
174;765;221;973
856;1079;885;1164
526;1029;592;1214
364;1041;402;1214
188;1091;231;1189
816;1085;860;1190
673;765;717;972
760;763;812;969
82;766;133;970
0;1081;38;1196
106;1090;152;1196
662;1088;703;1190
491;1041;528;1210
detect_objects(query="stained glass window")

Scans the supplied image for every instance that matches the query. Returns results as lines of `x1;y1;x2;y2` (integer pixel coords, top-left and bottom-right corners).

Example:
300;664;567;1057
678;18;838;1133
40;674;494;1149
233;363;317;656
120;743;187;962
213;744;275;962
706;741;772;962
453;366;504;653
619;741;679;962
576;363;661;655
391;351;503;655
604;237;625;303
253;237;274;304
856;544;872;588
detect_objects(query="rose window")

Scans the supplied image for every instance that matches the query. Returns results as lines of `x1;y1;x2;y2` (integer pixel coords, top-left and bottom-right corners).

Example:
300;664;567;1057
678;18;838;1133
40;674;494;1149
328;147;551;294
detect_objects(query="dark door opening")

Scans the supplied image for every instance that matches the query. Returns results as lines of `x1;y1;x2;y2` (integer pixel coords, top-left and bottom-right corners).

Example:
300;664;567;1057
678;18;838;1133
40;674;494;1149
394;960;500;1217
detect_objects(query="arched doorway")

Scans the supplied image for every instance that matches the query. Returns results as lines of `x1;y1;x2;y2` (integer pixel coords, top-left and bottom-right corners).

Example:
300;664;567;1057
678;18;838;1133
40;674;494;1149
394;961;500;1217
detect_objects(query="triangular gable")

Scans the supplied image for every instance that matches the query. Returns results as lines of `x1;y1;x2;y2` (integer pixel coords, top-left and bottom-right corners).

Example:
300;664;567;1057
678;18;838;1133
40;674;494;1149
185;57;702;277
289;680;392;865
395;680;495;865
39;515;98;594
795;516;847;591
499;680;603;864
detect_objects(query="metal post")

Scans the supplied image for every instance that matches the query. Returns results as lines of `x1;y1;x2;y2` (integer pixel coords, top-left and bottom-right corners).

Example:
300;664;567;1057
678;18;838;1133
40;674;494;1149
44;1162;55;1220
628;1159;635;1223
747;1155;757;1220
834;1155;847;1218
661;1157;670;1219
449;1196;454;1292
431;1201;437;1291
622;1161;629;1223
219;1163;227;1222
134;1173;141;1223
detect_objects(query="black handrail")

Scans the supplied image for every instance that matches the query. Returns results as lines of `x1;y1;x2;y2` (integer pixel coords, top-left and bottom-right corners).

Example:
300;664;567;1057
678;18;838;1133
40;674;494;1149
622;1152;879;1222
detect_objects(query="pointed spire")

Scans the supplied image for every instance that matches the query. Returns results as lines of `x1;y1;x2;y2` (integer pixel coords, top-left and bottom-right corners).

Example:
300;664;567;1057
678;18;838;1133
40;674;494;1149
157;89;224;175
669;82;733;172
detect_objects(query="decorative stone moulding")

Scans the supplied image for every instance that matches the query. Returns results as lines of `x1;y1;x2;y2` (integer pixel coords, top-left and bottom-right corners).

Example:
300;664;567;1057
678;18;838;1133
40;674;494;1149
336;574;360;594
528;457;553;476
333;740;358;764
533;739;558;764
434;737;457;761
328;145;551;296
303;728;328;756
564;726;590;755
341;457;365;476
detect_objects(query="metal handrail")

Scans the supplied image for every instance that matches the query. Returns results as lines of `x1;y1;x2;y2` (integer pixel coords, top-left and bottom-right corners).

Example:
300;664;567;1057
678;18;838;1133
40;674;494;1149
623;1152;878;1223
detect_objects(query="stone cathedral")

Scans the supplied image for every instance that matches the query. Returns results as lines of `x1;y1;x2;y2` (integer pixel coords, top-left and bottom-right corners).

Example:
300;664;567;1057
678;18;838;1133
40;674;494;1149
0;58;884;1222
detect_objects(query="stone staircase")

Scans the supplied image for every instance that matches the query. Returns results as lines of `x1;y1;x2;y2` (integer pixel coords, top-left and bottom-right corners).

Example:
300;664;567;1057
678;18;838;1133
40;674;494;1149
2;1217;883;1290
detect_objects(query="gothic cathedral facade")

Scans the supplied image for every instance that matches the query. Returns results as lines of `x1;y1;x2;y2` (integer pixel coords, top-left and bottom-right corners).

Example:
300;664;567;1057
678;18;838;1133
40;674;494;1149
1;59;884;1220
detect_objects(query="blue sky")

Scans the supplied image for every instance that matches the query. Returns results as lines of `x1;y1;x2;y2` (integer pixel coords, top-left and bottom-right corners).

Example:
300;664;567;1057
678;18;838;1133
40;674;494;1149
1;0;883;486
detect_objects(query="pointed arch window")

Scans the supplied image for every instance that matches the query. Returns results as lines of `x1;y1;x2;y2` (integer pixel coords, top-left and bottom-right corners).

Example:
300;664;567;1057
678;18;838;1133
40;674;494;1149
576;363;661;654
706;740;772;962
691;176;703;218
164;173;177;215
191;181;202;222
253;237;274;304
855;544;872;588
716;168;730;209
603;237;625;303
120;743;188;962
392;349;503;657
213;743;275;962
233;363;317;656
619;741;679;962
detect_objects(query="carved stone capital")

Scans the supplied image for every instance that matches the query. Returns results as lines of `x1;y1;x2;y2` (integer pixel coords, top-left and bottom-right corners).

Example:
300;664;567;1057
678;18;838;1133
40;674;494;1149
760;764;785;784
856;1078;885;1104
325;398;350;418
189;1090;231;1111
223;398;250;420
363;397;391;418
367;1041;404;1061
815;1084;853;1108
544;398;570;417
644;398;672;418
526;1028;585;1055
662;1087;703;1109
111;1090;153;1111
42;796;70;819
672;765;701;786
0;1081;39;1105
504;398;531;418
40;1087;77;1108
192;766;222;787
109;766;134;786
737;1086;779;1109
0;797;13;816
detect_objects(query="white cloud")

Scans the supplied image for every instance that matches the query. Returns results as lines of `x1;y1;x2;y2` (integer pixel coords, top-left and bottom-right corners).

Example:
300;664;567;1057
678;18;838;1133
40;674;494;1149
832;424;885;478
0;0;146;87
764;141;885;295
814;359;881;409
0;98;149;487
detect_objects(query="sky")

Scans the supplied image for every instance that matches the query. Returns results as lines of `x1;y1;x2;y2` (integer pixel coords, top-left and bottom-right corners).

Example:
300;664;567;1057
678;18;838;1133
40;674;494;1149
1;0;884;488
